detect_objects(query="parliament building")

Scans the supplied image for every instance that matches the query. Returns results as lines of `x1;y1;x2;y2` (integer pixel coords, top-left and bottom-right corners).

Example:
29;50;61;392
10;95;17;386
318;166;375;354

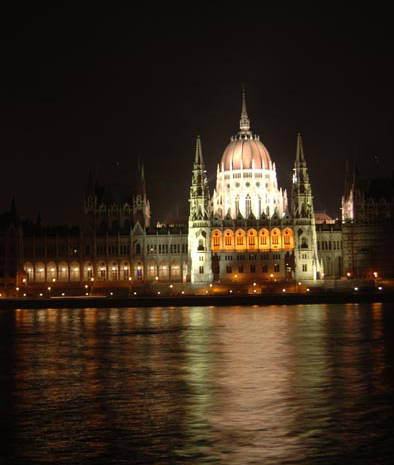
1;92;393;296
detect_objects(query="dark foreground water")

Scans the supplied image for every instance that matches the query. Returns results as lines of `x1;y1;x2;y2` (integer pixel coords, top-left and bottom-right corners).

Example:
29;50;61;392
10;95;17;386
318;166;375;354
1;303;394;465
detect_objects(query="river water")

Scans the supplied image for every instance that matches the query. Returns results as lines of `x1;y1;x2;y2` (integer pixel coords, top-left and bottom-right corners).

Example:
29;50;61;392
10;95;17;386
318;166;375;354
0;303;393;464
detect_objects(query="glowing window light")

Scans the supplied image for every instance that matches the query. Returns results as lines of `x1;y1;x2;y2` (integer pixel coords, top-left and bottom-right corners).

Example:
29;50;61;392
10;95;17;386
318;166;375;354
73;268;79;272
133;291;137;295
253;282;256;286
354;287;358;291
205;290;209;294
253;289;256;293
157;291;161;295
169;284;173;288
124;266;128;270
282;288;286;292
229;290;233;294
155;276;159;280
90;277;94;282
87;267;91;271
181;291;184;295
47;287;51;291
209;283;213;287
50;268;55;272
378;286;383;291
61;292;65;296
52;278;56;282
84;284;88;289
112;267;116;271
128;277;132;281
306;288;310;292
16;287;19;291
23;293;26;297
109;292;113;296
85;292;89;296
62;268;67;272
39;293;43;297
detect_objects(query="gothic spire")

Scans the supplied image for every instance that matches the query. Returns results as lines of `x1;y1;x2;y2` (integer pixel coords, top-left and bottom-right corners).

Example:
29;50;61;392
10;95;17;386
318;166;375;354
239;85;250;133
194;135;204;165
292;132;313;217
296;132;306;164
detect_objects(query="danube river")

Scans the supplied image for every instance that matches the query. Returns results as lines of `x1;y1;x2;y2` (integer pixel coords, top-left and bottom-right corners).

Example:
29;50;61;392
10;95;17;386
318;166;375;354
1;303;393;464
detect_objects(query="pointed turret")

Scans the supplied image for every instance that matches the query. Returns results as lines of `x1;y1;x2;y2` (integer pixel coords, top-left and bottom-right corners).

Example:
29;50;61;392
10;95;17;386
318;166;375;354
292;133;312;215
194;135;204;164
291;133;321;280
135;157;150;228
239;86;251;133
188;136;213;284
189;136;210;219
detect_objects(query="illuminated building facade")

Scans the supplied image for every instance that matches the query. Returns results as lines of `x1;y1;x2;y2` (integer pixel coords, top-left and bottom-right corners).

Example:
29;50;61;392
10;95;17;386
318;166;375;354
1;91;393;295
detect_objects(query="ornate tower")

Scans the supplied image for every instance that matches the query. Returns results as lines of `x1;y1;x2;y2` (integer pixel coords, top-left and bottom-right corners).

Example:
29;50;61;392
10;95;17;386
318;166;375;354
188;136;213;284
291;133;321;280
134;159;151;228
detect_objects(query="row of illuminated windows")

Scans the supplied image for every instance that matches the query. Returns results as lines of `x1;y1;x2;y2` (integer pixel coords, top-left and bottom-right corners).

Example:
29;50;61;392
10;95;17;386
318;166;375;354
212;228;294;250
23;261;134;282
147;244;187;254
226;264;281;273
223;253;282;261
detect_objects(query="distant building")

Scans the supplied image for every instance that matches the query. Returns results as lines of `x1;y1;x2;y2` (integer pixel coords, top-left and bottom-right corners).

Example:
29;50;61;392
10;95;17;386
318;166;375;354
341;167;394;279
1;91;393;295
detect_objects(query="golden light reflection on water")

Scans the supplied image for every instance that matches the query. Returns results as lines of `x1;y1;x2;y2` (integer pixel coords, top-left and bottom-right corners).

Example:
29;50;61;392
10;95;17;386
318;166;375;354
1;303;393;464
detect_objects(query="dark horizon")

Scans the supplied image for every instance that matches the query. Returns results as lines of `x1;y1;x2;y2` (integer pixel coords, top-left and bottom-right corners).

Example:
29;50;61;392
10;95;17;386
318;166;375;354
1;6;393;225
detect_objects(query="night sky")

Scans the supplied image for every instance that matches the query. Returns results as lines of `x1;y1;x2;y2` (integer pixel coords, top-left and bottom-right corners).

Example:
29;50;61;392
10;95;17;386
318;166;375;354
1;6;393;224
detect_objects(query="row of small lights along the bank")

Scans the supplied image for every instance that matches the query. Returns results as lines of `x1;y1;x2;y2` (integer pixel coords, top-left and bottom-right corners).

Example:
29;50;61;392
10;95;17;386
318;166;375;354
4;281;385;299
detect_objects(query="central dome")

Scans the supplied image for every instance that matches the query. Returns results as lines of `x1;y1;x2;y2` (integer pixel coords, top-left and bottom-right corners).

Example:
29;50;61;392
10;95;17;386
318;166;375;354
221;135;271;171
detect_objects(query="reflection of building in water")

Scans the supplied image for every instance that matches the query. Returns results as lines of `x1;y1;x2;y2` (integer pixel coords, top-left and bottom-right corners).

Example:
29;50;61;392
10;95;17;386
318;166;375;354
1;91;393;295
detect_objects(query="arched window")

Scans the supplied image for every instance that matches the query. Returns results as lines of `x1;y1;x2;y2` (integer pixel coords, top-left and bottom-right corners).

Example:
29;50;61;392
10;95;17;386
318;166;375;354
58;262;69;281
211;230;222;251
271;228;282;250
223;230;234;250
198;239;204;251
170;262;181;279
110;263;119;280
301;237;308;249
122;263;130;280
282;228;294;250
70;262;80;281
147;263;157;279
259;229;270;250
35;263;45;282
159;263;168;278
247;229;257;250
235;229;246;251
235;196;240;216
47;262;57;282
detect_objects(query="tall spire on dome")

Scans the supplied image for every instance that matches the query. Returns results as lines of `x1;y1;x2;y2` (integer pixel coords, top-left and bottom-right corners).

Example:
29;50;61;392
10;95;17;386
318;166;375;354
239;85;250;133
